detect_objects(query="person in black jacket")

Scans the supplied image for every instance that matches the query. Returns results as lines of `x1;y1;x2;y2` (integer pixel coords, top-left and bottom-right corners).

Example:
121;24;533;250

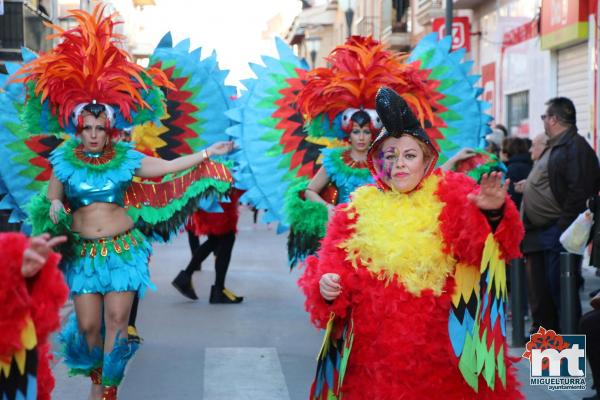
521;97;600;333
501;137;532;209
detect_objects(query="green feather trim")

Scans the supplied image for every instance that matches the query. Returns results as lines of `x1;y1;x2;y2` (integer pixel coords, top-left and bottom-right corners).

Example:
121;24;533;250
457;236;509;392
21;81;63;135
337;314;354;391
458;333;479;391
284;179;329;268
26;188;72;236
463;151;506;183
285;179;329;237
56;139;135;172
128;174;231;242
324;147;371;180
496;345;506;388
482;339;497;389
26;188;76;259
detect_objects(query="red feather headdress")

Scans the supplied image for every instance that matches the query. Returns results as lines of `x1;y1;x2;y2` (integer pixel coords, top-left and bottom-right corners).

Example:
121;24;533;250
296;36;435;128
14;4;174;129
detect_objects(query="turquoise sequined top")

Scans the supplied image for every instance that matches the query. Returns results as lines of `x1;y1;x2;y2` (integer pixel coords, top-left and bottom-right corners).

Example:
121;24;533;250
50;140;144;212
64;175;130;211
320;147;374;204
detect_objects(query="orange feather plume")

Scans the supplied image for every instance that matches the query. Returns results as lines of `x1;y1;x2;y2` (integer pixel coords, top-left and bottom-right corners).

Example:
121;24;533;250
297;36;435;127
14;4;174;128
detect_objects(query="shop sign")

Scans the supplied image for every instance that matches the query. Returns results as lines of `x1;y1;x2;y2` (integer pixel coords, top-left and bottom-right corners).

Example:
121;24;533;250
432;16;471;52
540;0;588;50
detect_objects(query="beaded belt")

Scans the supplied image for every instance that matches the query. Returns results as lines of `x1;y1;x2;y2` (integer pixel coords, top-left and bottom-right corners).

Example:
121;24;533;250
79;229;139;258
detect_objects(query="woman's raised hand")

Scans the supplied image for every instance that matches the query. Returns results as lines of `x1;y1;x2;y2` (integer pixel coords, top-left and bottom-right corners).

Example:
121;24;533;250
49;199;66;224
21;233;67;277
467;171;509;211
319;273;342;301
207;141;235;157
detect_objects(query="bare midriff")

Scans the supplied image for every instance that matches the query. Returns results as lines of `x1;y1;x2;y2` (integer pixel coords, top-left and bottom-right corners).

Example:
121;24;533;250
72;202;134;239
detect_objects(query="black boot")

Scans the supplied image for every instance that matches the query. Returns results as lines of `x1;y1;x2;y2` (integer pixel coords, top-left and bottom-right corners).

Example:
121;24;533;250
171;270;198;300
209;285;243;304
127;325;142;344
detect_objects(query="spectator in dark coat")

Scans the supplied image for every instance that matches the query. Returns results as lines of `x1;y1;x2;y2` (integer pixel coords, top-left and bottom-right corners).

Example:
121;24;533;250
522;97;600;333
501;137;532;209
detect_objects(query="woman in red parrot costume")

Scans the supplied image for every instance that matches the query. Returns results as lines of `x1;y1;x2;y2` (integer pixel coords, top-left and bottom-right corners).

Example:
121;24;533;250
0;233;68;400
299;87;525;399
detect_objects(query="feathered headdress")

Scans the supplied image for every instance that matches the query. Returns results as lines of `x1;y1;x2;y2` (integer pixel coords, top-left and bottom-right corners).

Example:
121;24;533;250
296;36;437;138
13;4;175;135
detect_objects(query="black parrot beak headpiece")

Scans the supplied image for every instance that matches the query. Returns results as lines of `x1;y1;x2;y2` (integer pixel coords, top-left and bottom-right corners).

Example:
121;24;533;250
367;87;439;190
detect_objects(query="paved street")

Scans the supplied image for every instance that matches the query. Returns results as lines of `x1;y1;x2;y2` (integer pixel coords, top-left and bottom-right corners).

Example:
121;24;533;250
52;208;599;399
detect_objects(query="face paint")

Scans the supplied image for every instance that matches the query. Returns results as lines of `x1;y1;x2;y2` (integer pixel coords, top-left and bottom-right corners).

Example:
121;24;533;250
376;136;428;193
376;146;397;182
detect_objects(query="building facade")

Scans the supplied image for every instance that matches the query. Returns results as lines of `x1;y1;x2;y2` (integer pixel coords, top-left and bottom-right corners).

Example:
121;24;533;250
286;0;600;153
539;0;598;149
0;0;56;64
286;0;411;68
411;0;599;151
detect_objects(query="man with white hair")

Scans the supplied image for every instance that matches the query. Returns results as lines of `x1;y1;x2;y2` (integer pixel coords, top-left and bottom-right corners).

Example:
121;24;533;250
529;133;548;162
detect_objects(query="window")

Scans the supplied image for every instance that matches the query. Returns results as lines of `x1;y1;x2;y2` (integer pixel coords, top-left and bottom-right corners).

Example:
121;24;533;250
507;91;529;137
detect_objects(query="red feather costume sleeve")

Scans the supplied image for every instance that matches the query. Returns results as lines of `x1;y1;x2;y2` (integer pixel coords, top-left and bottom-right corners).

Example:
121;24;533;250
0;234;31;363
436;171;523;264
298;204;361;329
437;171;524;397
0;233;68;400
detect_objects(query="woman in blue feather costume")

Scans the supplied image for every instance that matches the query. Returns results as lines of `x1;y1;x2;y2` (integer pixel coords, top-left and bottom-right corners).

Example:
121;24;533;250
17;7;234;399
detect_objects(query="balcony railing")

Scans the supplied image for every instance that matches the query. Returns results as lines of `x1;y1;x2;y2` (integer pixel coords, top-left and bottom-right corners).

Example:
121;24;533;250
356;16;377;38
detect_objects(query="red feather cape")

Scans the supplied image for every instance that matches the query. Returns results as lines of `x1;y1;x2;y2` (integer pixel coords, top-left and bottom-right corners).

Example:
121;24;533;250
187;188;243;236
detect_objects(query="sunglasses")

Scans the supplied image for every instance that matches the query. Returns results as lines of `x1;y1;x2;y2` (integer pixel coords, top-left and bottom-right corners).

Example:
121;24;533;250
540;114;554;121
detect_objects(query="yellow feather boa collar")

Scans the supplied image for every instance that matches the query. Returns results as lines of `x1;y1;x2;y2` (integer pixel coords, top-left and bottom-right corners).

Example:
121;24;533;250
340;174;456;296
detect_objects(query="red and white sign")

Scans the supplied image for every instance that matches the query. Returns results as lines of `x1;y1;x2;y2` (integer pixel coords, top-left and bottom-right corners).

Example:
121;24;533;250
540;0;588;35
502;18;539;49
432;16;471;52
481;63;496;119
